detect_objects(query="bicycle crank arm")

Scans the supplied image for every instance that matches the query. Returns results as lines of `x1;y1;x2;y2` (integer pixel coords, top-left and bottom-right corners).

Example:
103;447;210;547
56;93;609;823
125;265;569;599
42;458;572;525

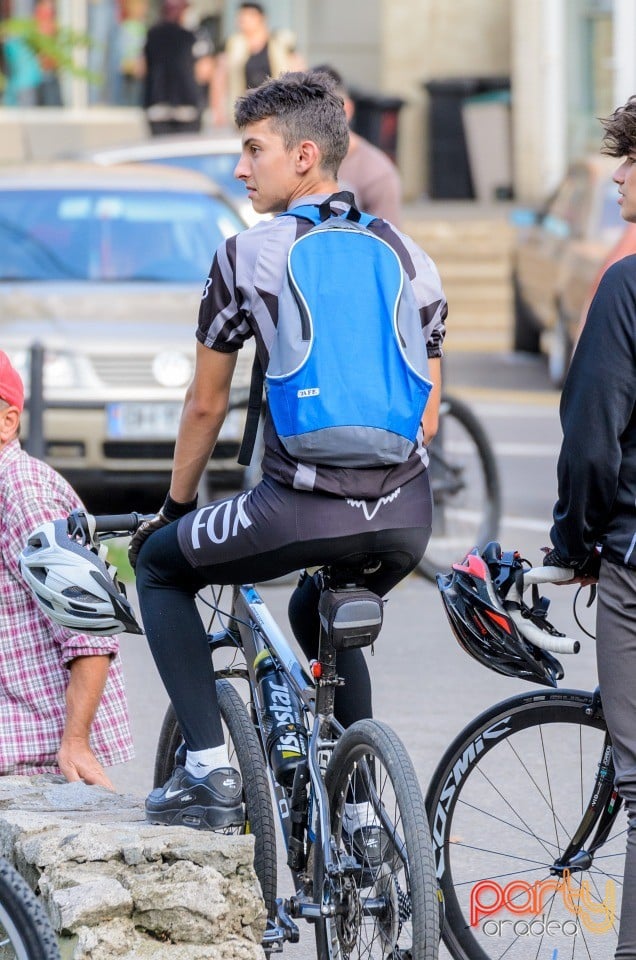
261;899;300;949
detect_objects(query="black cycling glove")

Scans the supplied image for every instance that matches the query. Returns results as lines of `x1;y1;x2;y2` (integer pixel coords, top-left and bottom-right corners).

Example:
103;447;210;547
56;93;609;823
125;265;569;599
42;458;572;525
542;546;601;580
128;493;198;570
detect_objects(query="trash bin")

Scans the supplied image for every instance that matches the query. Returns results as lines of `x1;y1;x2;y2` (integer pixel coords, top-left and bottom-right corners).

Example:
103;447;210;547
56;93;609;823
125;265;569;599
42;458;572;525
462;87;513;202
423;77;479;200
349;91;405;165
423;76;511;200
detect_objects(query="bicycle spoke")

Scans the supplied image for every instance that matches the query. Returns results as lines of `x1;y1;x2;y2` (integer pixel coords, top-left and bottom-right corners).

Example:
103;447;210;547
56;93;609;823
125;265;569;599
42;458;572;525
456;797;564;852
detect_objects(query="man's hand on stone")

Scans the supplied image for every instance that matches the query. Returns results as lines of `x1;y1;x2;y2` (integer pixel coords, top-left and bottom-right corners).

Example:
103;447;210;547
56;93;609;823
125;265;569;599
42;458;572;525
58;738;115;791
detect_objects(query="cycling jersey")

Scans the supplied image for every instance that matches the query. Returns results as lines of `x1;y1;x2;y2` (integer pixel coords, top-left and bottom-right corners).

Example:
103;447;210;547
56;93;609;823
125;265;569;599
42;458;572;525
197;193;447;499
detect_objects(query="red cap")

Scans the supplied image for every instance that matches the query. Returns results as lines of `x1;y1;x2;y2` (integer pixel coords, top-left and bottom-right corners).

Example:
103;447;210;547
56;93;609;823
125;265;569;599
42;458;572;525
0;352;24;412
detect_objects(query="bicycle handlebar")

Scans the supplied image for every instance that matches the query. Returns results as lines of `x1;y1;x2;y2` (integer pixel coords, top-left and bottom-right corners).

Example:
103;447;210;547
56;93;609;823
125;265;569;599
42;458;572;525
523;566;578;586
506;564;581;655
66;509;154;545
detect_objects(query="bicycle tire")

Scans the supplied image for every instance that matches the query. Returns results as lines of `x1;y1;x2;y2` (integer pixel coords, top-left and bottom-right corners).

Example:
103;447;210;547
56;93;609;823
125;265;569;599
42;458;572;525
314;718;440;960
153;680;278;918
0;857;60;960
418;393;502;582
425;689;624;960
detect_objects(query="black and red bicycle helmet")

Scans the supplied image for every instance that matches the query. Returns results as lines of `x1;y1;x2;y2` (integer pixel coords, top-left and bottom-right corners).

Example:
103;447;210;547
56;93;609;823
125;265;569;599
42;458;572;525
437;544;564;687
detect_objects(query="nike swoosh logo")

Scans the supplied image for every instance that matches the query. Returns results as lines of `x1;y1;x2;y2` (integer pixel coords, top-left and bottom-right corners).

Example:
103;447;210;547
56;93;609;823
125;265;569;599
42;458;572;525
165;786;188;799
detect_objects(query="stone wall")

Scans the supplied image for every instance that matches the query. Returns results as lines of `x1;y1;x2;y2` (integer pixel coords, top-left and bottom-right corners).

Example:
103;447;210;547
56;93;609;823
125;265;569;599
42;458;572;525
0;776;266;960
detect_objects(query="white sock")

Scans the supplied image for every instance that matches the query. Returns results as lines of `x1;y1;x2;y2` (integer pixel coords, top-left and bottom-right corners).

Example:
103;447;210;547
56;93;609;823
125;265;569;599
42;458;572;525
185;745;230;779
343;801;376;833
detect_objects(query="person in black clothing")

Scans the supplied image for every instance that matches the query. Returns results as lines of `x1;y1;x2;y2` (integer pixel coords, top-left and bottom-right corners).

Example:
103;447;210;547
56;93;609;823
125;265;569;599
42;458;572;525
545;95;636;959
143;0;213;136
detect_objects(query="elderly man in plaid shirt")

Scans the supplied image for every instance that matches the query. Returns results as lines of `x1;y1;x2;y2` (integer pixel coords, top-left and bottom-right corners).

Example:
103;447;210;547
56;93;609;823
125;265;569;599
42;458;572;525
0;351;133;788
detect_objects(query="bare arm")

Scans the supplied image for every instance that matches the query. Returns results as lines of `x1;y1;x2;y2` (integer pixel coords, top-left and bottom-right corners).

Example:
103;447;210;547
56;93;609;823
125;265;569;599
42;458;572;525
58;654;114;790
169;342;238;503
422;356;442;445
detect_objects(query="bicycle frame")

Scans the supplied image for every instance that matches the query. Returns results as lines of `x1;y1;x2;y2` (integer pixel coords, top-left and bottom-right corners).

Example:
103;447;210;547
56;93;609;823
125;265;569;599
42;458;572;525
207;581;353;947
61;510;437;957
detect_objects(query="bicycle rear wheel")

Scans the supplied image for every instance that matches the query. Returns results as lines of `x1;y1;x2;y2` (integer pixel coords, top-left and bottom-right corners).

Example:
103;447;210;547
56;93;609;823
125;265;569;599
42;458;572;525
314;719;440;960
153;679;278;918
418;394;501;581
0;858;60;959
425;689;624;960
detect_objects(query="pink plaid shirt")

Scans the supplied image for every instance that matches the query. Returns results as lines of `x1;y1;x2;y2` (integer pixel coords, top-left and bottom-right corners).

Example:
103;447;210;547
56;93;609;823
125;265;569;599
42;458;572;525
0;439;134;774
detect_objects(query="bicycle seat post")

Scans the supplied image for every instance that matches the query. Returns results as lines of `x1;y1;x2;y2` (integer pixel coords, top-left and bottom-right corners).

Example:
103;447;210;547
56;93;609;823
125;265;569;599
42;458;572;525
313;565;384;720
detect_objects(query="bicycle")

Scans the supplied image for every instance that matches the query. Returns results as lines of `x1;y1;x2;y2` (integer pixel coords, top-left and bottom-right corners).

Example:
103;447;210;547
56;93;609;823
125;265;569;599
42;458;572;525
0;857;61;959
66;509;441;960
417;394;502;582
426;544;624;960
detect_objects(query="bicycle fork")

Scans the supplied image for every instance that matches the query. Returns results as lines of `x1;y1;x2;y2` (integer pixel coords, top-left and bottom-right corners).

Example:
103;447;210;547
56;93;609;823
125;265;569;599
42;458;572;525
551;692;622;876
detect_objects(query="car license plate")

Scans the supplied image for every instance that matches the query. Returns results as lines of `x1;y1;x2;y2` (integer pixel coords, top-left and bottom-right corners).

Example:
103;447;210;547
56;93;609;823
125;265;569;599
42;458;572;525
106;404;245;440
107;402;182;439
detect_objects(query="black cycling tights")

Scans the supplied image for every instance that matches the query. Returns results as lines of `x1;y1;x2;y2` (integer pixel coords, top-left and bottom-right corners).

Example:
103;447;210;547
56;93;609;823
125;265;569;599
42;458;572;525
136;524;428;752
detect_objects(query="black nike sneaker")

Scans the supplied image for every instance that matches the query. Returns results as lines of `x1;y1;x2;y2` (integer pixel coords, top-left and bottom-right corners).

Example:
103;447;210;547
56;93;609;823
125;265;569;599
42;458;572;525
345;824;395;885
146;765;244;831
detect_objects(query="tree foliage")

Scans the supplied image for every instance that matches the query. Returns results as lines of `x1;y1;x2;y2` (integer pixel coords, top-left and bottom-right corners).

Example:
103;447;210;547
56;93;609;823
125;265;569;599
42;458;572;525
0;16;95;90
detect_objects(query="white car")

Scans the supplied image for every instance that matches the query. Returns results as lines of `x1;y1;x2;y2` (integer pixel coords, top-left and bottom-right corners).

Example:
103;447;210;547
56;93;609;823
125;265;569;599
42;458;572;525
0;162;253;503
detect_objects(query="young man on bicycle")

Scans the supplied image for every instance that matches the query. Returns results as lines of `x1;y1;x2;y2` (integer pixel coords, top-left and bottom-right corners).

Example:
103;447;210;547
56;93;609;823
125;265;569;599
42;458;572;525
545;96;636;958
131;71;446;831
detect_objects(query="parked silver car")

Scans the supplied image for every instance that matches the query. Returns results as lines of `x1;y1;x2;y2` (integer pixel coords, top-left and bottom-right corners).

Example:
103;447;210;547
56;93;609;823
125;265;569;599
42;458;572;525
0;163;252;500
511;154;624;385
86;130;263;226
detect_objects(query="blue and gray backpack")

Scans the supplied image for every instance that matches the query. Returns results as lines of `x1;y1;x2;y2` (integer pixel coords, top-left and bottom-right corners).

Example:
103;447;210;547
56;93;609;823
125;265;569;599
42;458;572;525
238;194;432;469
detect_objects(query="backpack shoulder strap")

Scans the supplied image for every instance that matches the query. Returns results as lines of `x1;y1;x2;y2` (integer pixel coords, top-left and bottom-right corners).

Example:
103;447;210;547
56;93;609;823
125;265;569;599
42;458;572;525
279;191;376;227
237;351;264;467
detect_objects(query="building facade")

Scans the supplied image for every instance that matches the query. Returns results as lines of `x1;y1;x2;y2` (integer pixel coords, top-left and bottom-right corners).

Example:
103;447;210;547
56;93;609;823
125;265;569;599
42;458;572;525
2;0;636;201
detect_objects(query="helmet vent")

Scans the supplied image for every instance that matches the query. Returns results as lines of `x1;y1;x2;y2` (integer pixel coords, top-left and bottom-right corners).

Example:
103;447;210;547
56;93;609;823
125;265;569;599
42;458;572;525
62;586;100;603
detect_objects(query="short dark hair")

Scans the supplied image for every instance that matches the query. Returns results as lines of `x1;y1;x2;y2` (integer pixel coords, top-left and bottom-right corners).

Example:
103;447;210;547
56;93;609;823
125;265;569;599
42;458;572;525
234;71;349;176
239;2;265;15
312;63;344;88
601;96;636;157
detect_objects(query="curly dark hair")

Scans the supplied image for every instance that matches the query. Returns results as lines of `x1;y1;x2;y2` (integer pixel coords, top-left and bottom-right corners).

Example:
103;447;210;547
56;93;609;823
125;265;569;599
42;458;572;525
234;71;349;177
601;96;636;157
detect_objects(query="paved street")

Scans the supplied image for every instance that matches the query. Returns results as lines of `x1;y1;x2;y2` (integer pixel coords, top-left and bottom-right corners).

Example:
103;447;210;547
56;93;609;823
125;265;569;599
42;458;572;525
107;349;597;958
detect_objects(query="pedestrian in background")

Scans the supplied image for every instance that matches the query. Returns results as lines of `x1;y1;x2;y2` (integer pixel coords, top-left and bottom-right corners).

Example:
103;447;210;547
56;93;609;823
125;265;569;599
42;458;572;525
0;351;133;787
212;2;304;127
143;0;213;135
33;0;63;106
117;0;147;107
1;32;42;107
312;64;402;226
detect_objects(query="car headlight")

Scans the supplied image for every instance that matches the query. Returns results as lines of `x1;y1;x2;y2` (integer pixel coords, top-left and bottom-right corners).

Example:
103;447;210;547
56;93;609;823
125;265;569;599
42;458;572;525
5;349;80;390
152;351;193;388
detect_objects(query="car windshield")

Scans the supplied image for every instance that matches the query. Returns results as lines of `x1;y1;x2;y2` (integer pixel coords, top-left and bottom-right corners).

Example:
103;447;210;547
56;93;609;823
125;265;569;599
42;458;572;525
0;188;244;282
147;154;245;202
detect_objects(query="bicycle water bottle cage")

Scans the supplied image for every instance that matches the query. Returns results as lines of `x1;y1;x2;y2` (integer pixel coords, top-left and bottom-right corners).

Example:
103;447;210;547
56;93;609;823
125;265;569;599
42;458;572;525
318;587;383;651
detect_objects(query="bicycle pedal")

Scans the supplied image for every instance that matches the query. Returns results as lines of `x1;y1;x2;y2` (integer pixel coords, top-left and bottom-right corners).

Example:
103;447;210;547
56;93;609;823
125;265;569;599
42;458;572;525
260;899;300;946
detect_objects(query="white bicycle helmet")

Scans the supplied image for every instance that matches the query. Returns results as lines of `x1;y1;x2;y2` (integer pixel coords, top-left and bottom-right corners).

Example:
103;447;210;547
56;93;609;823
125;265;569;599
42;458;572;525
20;520;143;636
